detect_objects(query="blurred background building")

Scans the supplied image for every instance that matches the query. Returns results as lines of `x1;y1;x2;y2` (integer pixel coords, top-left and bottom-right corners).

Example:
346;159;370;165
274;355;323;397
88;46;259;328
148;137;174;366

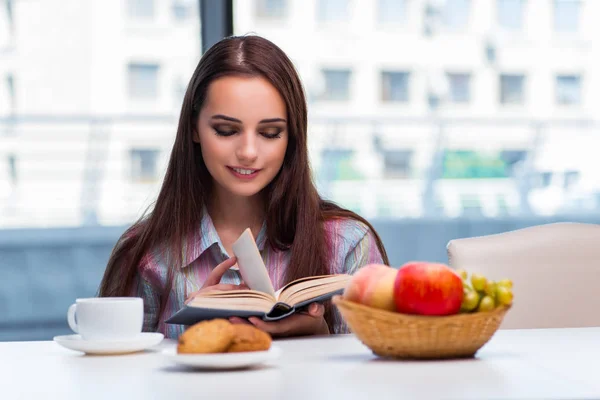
1;0;599;340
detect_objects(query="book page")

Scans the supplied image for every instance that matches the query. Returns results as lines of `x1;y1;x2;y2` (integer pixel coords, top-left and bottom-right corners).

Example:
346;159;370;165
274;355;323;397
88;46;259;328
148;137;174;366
232;228;276;297
188;297;273;313
278;274;352;305
197;289;276;302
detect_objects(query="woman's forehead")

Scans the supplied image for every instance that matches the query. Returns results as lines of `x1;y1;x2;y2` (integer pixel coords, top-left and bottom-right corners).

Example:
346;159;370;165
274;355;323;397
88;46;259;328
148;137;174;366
202;76;287;122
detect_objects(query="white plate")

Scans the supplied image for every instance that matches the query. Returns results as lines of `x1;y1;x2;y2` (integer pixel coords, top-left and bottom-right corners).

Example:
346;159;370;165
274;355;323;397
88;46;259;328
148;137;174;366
53;332;164;355
162;345;282;370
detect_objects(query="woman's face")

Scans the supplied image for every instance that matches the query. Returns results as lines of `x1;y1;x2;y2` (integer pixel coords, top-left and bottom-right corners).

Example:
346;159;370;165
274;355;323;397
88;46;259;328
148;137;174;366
195;75;289;199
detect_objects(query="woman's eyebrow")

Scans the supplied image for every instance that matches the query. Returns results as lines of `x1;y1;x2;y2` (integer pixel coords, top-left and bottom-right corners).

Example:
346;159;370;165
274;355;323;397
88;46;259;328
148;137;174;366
258;118;286;124
211;114;241;123
210;114;287;124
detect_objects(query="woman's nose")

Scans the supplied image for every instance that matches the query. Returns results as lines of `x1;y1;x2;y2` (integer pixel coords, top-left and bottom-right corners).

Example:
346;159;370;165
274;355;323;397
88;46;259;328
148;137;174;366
236;131;258;162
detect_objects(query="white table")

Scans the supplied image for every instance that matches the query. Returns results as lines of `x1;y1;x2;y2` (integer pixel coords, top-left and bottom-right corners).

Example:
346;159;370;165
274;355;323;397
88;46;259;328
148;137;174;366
2;328;600;400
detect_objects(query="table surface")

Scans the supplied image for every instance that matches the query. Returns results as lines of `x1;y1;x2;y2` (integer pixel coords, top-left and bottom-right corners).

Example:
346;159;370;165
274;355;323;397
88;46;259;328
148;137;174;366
2;328;599;400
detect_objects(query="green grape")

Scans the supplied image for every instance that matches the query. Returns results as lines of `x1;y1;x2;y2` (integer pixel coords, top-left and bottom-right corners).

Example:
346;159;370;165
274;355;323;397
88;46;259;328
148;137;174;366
484;281;497;298
497;279;513;289
496;286;513;306
471;273;487;292
456;268;468;281
477;295;495;312
461;290;480;312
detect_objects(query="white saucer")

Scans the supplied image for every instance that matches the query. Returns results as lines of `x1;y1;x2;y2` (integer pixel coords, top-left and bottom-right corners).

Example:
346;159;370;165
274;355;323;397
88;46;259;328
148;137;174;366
162;345;282;370
53;332;164;355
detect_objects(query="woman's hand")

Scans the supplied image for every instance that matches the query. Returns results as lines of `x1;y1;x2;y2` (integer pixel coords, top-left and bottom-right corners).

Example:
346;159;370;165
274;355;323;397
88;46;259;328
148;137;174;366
230;303;330;337
184;256;247;304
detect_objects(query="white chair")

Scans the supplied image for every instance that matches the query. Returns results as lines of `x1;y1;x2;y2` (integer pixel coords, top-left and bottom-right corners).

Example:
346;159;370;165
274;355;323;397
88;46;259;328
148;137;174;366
447;222;600;329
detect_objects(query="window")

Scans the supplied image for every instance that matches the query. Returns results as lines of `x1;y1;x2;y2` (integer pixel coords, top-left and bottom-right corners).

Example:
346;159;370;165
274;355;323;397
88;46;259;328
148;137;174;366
499;74;525;105
127;0;155;19
5;0;13;33
174;76;187;104
130;149;160;183
377;0;406;25
6;74;15;111
320;149;362;180
497;0;524;30
128;63;159;99
172;0;195;20
7;154;16;184
554;0;581;33
501;150;528;174
447;73;471;103
317;0;350;23
564;170;579;189
556;75;581;105
255;0;288;19
383;150;413;178
442;0;470;31
381;71;410;102
321;69;351;101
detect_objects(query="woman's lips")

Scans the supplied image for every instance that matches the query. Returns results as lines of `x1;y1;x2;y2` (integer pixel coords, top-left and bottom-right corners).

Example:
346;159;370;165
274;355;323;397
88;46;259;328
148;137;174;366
227;166;261;180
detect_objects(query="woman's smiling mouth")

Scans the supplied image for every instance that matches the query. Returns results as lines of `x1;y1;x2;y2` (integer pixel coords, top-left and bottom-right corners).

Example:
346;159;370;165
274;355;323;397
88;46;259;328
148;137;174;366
227;166;261;179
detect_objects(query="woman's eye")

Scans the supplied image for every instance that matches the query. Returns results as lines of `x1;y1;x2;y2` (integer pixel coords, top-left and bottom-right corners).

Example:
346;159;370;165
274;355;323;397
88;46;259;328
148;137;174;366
214;129;237;137
261;130;283;139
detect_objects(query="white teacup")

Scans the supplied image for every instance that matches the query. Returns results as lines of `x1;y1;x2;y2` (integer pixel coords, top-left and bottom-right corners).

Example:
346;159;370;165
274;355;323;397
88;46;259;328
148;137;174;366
67;297;143;341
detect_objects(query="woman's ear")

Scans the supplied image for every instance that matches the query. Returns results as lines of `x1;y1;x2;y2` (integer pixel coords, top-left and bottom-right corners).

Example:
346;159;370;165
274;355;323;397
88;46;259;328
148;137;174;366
192;127;200;144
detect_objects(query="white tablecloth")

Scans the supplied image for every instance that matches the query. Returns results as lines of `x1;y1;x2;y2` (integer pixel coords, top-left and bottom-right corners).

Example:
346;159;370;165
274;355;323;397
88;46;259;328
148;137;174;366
2;328;599;399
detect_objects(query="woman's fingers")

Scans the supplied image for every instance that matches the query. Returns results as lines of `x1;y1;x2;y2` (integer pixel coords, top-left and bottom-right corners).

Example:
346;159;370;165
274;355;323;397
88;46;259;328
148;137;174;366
307;302;325;317
202;256;238;288
229;317;252;325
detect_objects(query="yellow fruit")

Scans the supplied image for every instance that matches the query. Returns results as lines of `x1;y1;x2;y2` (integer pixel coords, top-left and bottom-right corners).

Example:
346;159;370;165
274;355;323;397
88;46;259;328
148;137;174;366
478;295;495;312
497;279;513;289
496;286;513;306
484;281;497;298
456;269;468;281
461;290;480;312
471;273;487;292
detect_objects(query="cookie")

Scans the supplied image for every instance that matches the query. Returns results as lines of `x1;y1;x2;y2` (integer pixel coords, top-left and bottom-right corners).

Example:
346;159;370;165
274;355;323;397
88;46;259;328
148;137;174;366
177;319;235;354
227;324;272;353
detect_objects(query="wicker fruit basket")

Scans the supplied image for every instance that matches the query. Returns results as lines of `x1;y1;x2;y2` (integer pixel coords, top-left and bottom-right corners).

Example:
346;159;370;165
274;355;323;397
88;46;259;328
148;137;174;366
333;295;510;360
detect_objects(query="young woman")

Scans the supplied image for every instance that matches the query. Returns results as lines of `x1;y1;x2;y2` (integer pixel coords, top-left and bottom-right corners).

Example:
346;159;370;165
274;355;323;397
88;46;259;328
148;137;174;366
98;35;389;339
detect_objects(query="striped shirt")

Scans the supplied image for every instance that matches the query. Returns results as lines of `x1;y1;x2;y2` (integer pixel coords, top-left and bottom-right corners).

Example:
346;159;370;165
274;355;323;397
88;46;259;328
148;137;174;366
130;212;385;338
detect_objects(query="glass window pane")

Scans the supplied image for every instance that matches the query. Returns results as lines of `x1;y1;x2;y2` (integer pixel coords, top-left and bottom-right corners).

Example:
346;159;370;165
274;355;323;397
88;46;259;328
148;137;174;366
447;73;471;103
500;74;525;105
321;69;351;101
556;75;581;105
377;0;406;25
7;154;17;184
255;0;288;19
127;0;156;19
554;0;581;33
130;149;160;182
381;71;410;102
443;0;470;30
172;0;195;20
128;63;159;99
497;0;524;30
317;0;350;23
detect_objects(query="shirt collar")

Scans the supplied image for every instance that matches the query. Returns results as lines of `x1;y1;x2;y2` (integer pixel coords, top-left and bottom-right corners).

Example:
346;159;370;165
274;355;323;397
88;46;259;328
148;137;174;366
181;210;268;268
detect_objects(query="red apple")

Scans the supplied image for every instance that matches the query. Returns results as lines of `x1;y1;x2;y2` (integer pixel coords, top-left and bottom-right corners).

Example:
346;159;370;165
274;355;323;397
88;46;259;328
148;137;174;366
344;264;398;311
393;262;463;316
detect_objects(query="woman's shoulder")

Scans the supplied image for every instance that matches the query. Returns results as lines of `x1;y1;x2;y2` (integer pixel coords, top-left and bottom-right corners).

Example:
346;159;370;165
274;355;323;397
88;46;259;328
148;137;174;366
323;217;372;248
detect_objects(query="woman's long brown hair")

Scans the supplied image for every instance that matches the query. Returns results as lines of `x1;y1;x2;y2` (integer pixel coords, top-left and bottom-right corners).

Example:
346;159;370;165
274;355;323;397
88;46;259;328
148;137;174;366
98;35;389;331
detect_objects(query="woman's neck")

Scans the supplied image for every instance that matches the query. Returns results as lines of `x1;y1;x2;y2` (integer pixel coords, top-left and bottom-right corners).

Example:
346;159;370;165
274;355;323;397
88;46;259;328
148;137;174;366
206;187;265;239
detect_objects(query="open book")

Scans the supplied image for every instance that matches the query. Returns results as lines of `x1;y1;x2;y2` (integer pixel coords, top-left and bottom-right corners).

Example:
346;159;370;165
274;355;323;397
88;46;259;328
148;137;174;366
166;228;352;325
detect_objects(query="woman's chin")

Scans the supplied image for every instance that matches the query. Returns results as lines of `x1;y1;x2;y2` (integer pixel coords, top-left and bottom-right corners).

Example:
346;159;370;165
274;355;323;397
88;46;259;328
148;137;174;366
224;185;265;199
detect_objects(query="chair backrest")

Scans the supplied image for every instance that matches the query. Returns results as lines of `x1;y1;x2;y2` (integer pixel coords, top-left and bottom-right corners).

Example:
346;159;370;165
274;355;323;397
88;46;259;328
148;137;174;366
447;222;600;329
